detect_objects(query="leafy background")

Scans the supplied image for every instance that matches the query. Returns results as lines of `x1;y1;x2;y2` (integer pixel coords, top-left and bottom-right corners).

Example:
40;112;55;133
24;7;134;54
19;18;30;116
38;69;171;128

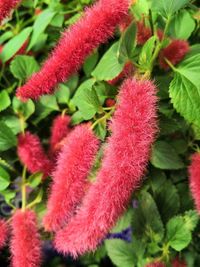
0;0;200;266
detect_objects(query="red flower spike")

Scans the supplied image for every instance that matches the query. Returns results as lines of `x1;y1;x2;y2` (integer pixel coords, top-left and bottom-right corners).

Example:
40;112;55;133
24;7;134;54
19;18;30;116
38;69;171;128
0;0;21;24
16;0;129;100
10;210;42;267
54;78;158;257
172;257;187;267
0;220;8;249
43;124;100;232
189;152;200;214
137;21;152;45
159;39;190;70
49;115;71;156
17;132;52;178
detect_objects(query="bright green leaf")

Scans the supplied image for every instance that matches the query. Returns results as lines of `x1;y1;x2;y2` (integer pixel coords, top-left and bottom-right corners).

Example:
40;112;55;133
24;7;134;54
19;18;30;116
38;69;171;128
28;9;56;50
10;55;39;80
0;90;11;112
0;27;32;63
28;172;43;188
13;97;35;120
0;166;10;191
92;42;124;81
166;216;191;251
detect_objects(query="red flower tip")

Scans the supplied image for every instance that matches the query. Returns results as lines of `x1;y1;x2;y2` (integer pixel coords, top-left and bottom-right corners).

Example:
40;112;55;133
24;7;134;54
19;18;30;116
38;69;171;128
137;21;152;45
159;39;190;70
119;13;133;32
0;219;8;249
43;124;100;232
0;0;21;24
54;78;158;257
10;210;42;267
49;114;71;157
17;132;52;178
189;152;200;214
105;98;116;107
16;0;129;100
108;62;134;85
172;257;187;267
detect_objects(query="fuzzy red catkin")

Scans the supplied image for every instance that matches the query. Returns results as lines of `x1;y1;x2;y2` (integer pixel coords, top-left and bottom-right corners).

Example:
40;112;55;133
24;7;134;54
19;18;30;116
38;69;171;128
17;132;52;178
10;210;42;267
0;0;21;24
16;0;129;100
43;124;99;232
189;153;200;214
159;39;189;70
54;78;158;257
0;219;8;249
49;114;71;156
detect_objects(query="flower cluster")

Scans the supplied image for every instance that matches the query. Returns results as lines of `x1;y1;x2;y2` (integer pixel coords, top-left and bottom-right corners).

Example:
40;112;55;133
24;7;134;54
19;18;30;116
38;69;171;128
0;0;21;24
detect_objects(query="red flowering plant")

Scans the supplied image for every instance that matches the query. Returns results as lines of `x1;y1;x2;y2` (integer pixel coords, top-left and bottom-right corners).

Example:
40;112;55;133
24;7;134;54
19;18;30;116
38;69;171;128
0;0;199;266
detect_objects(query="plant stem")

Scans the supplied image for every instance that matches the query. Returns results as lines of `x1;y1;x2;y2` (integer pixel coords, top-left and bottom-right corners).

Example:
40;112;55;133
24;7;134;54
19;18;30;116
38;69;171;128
91;108;115;130
21;166;27;211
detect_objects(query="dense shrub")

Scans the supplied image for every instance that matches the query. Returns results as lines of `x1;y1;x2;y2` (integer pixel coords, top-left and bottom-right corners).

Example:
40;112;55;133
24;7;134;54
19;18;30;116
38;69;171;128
0;0;200;266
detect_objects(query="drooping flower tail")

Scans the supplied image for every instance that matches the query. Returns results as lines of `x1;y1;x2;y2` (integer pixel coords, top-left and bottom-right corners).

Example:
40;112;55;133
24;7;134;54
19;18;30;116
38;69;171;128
172;257;187;267
10;210;42;267
159;39;189;70
49;115;71;157
16;0;129;100
17;132;52;178
0;0;21;24
189;153;200;214
0;219;8;249
54;78;158;257
43;124;99;232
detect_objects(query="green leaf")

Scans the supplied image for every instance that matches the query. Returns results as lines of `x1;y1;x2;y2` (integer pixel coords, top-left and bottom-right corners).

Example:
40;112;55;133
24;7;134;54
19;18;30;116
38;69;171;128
28;172;43;188
28;9;56;50
0;116;22;135
118;22;137;63
0;122;17;151
131;0;150;19
139;36;157;71
73;79;101;120
154;179;180;223
0;27;32;63
83;51;99;77
169;10;195;39
151;141;184;170
50;13;64;27
151;0;189;18
105;240;135;267
40;95;59;111
169;74;200;127
55;84;70;104
13;97;35;120
1;190;16;206
92;42;124;81
0;166;10;191
183;210;199;232
112;209;133;233
0;90;11;112
10;55;39;80
166;216;191;251
132;191;164;242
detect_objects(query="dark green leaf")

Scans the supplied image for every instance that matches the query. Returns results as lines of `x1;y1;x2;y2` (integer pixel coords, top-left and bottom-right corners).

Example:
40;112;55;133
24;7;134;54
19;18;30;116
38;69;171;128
0;166;10;191
151;141;184;170
0;122;17;151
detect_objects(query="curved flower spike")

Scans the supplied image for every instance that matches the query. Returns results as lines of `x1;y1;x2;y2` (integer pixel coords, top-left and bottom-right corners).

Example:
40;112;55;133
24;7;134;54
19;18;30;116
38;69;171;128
54;78;158;257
